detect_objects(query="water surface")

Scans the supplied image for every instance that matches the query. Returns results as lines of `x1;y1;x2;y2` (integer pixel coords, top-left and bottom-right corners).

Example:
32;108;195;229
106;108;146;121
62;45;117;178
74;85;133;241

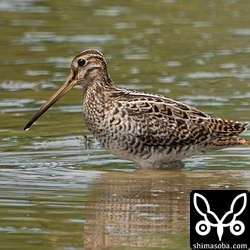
0;0;250;249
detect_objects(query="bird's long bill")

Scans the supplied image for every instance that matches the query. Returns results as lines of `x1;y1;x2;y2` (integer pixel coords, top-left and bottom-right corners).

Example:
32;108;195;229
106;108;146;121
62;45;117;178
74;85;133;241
24;73;75;130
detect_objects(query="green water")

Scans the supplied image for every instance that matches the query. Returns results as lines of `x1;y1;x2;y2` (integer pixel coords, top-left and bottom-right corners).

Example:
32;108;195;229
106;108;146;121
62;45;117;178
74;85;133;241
0;0;250;249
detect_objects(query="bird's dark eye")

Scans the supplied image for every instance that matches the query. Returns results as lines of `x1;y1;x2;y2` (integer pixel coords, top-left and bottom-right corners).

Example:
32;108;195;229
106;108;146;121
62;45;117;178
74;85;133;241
78;58;86;67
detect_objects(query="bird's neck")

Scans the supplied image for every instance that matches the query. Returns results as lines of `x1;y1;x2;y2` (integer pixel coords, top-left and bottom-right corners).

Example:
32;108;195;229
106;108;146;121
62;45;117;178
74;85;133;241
82;69;118;136
83;68;118;109
83;68;116;93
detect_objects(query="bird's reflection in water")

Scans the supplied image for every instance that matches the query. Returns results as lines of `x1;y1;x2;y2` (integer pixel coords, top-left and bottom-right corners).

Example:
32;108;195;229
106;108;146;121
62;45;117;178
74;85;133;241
83;170;246;249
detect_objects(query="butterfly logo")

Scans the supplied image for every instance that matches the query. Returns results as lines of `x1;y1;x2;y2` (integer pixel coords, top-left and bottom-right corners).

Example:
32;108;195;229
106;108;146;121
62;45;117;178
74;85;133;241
193;193;247;241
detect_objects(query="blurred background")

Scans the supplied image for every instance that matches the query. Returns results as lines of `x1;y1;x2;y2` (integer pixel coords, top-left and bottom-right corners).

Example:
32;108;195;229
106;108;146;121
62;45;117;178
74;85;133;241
0;0;249;249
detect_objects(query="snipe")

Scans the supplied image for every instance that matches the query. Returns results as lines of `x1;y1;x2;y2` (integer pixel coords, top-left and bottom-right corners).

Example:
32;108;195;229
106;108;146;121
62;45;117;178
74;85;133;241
24;49;249;169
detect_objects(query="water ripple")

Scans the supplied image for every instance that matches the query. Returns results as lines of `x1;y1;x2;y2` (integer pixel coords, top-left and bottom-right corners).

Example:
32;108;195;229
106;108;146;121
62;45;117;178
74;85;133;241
186;71;250;79
0;0;50;13
13;32;115;45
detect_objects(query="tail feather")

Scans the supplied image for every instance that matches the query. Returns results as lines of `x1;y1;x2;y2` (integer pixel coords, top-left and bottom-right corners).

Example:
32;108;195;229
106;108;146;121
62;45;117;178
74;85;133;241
241;140;250;146
206;136;249;151
208;119;248;135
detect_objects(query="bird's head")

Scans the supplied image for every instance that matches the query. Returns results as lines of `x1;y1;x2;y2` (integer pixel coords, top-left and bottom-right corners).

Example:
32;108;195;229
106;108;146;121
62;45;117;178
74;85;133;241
24;49;107;130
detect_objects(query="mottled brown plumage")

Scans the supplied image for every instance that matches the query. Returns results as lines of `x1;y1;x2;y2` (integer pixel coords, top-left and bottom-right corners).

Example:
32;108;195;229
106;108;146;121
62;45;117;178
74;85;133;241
24;49;249;169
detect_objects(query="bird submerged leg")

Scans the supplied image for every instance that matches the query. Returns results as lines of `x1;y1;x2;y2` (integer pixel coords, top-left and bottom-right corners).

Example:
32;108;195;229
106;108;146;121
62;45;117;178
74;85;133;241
159;160;185;170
